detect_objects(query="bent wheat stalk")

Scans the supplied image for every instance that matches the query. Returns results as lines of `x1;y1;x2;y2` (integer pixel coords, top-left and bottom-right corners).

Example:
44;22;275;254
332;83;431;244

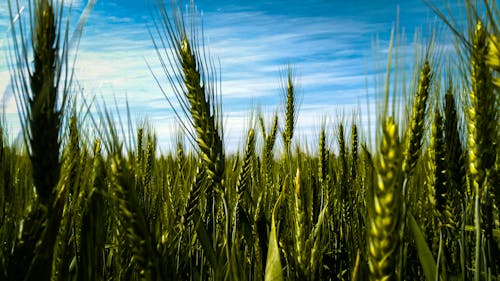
151;3;225;187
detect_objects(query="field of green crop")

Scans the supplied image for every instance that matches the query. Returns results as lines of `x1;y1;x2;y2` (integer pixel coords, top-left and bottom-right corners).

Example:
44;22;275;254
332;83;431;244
1;0;499;280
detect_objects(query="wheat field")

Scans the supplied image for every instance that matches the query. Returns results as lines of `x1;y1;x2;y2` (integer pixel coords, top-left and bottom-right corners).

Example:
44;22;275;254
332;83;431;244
0;0;499;280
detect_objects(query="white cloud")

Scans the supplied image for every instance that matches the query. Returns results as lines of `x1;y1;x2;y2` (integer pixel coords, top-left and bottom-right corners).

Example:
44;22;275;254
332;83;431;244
0;70;9;102
1;1;434;152
78;8;382;152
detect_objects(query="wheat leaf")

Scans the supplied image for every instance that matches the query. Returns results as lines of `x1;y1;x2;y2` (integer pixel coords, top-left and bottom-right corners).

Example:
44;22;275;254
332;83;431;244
409;212;437;281
264;181;286;281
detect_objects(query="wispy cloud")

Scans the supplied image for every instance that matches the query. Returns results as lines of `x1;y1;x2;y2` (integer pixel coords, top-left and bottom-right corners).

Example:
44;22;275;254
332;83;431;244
1;0;447;152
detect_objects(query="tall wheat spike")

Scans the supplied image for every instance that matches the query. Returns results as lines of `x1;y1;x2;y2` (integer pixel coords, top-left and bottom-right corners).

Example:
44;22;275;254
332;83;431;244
350;122;364;273
262;113;278;196
429;106;447;216
443;85;466;201
8;0;70;206
144;132;156;188
368;117;402;281
398;60;432;279
136;127;145;193
6;1;74;279
468;21;497;198
179;37;225;186
282;68;297;151
426;104;449;274
468;21;498;279
338;123;348;185
351;124;359;181
152;7;227;265
403;60;432;175
264;114;279;165
318;126;328;208
236;129;255;198
293;168;307;275
137;128;144;167
338;123;349;204
442;85;465;278
152;3;225;187
485;28;500;241
336;122;352;270
318;126;328;184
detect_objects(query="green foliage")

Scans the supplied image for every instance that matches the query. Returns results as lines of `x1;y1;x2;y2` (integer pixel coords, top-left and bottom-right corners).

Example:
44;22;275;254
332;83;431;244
264;179;285;281
1;0;499;280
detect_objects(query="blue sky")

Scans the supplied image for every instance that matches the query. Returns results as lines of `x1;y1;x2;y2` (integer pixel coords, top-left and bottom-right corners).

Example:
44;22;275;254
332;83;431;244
0;0;456;152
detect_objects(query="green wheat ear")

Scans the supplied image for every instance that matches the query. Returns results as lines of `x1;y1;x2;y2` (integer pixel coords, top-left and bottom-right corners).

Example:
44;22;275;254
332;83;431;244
468;21;498;280
152;3;225;188
236;129;255;197
428;105;447;216
351;124;359;180
368;117;402;281
293;168;307;274
282;67;297;151
403;60;432;175
468;21;497;198
9;0;69;207
318;126;328;185
443;84;466;200
6;1;77;279
180;36;225;186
